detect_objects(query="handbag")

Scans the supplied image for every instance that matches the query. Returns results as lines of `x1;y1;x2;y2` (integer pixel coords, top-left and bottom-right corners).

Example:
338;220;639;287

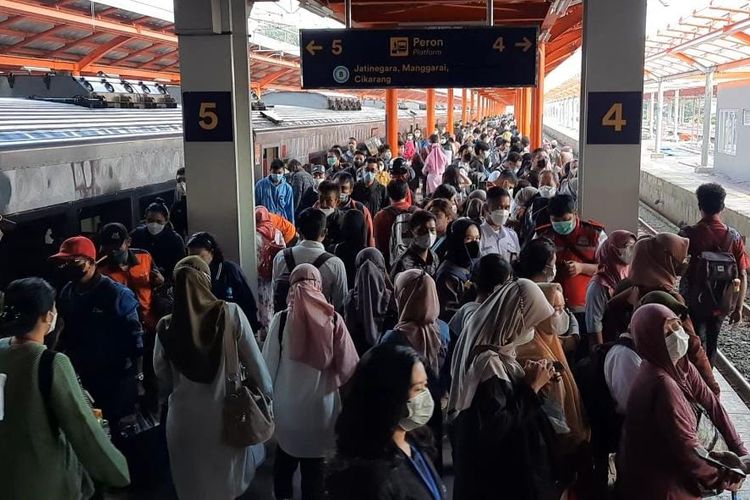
693;402;728;453
222;325;274;447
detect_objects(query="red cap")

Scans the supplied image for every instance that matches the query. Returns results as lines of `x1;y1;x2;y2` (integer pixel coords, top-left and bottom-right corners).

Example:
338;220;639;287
49;236;96;261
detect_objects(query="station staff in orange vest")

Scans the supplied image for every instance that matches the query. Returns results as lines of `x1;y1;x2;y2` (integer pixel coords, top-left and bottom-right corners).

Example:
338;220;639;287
535;194;607;357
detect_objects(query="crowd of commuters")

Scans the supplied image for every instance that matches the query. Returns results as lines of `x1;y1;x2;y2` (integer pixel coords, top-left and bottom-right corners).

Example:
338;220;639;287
2;114;750;500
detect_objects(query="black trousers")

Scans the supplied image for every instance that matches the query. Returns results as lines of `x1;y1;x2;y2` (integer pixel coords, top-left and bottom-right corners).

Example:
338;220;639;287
693;315;724;366
273;444;326;500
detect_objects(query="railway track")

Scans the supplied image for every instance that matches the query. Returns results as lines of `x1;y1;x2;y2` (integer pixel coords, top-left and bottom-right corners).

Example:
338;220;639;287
638;204;750;407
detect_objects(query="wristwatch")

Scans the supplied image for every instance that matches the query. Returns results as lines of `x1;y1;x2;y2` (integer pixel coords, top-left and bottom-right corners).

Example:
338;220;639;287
135;372;144;382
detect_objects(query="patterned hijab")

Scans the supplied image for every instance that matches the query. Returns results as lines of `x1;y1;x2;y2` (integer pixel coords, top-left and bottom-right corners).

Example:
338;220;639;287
591;230;636;295
448;279;554;419
394;269;442;371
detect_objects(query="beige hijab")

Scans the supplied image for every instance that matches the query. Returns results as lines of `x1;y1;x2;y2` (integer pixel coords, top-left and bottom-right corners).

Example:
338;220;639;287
516;283;591;451
448;278;555;419
159;256;230;384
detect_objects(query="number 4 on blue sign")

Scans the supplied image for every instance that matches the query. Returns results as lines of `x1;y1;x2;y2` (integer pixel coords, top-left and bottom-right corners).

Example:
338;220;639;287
586;91;642;145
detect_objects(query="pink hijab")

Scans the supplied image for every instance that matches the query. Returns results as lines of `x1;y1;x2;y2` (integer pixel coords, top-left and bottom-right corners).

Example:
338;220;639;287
287;264;359;387
590;230;636;295
424;143;448;194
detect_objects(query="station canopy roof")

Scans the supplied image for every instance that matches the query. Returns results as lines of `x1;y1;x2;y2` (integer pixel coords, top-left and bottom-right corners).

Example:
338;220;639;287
299;0;584;105
644;0;750;91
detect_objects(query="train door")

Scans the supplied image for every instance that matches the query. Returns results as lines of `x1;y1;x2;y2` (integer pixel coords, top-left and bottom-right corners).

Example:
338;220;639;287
262;146;279;176
78;198;133;242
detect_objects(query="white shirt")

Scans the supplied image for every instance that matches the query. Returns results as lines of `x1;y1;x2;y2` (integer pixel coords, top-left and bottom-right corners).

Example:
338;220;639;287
262;311;341;458
479;221;521;262
271;240;348;312
603;336;642;415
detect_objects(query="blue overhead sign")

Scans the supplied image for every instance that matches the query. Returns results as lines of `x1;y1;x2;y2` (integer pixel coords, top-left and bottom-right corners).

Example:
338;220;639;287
299;27;538;89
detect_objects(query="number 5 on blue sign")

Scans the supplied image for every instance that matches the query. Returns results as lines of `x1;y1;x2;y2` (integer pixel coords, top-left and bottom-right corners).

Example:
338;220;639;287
602;103;626;132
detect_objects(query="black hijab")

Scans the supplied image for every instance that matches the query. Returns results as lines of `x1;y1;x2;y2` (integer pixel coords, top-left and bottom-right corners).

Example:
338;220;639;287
444;217;479;269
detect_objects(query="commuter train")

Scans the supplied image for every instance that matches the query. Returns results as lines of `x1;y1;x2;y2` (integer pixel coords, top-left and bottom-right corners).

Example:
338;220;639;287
0;79;445;286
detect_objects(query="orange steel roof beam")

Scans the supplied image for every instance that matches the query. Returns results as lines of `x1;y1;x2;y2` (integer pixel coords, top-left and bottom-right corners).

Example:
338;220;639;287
116;42;159;63
255;67;294;89
47;32;102;57
0;0;176;44
77;35;132;70
0;54;180;81
731;31;750;45
137;48;178;68
2;24;66;50
670;51;703;67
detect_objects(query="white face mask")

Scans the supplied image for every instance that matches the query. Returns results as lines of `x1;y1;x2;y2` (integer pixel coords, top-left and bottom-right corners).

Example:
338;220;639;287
549;310;570;336
314;177;324;187
517;327;536;346
319;207;335;217
413;232;437;250
665;327;689;363
539;185;557;199
146;222;165;236
617;245;634;264
399;388;434;432
543;264;556;283
490;209;510;227
47;311;57;334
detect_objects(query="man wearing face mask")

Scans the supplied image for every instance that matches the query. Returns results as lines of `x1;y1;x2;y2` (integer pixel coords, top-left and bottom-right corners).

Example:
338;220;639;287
390;210;440;280
170;167;188;239
335;172;375;247
50;236;143;426
325;147;351;177
255;158;295;224
469;141;490;176
535;194;607;349
315;180;347;251
351;150;367;178
479;187;520;262
352;157;388;216
379;144;394;170
98;223;163;335
297;164;326;216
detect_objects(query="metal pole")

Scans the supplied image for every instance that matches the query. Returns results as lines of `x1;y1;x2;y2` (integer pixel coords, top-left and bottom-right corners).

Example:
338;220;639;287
345;0;352;28
487;0;494;26
648;92;655;136
673;88;680;142
655;79;663;155
701;69;714;167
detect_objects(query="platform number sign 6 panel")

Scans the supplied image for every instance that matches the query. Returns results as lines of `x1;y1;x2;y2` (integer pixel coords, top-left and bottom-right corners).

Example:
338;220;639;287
182;91;234;142
586;91;643;145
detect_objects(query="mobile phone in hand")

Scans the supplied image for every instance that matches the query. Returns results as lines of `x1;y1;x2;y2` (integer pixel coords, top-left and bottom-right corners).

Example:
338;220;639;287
694;447;746;478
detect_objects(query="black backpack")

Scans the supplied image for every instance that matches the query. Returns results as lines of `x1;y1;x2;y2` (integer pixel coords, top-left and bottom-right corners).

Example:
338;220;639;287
272;248;334;313
574;337;634;455
683;224;739;320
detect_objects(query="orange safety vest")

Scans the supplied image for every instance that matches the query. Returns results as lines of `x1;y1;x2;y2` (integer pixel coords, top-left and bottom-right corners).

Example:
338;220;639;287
99;249;156;333
537;217;605;311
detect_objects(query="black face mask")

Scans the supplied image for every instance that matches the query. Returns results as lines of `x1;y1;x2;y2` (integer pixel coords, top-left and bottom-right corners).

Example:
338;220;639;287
60;263;87;283
465;241;480;259
110;249;129;266
353;160;363;167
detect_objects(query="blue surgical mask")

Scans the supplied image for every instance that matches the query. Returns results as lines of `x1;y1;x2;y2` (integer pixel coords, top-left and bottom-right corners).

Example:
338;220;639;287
363;172;375;184
270;173;282;183
551;219;576;235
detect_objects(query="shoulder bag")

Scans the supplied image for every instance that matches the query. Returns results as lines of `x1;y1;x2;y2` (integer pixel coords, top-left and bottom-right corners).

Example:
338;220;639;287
222;323;274;447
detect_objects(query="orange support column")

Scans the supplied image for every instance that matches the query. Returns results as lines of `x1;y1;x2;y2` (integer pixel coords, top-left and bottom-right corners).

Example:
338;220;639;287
531;43;546;148
523;88;533;137
447;89;455;134
386;89;399;151
514;89;522;122
471;91;477;122
426;88;436;134
461;89;468;125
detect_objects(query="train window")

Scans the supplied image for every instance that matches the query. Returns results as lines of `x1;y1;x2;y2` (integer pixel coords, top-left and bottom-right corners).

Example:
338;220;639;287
78;198;132;235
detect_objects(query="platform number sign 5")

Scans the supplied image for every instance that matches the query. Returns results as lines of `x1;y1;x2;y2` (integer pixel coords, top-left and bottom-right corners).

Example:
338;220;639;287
586;91;643;145
183;91;234;142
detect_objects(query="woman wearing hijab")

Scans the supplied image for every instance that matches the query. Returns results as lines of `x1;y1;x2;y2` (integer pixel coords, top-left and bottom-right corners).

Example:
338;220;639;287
516;283;591;492
423;134;448;196
262;264;359;500
620;304;746;499
511;186;539;245
255;206;286;334
344;248;398;356
154;256;271;500
434;218;481;322
334;209;369;289
585;229;636;348
449;279;561;500
380;269;451;472
602;233;719;395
